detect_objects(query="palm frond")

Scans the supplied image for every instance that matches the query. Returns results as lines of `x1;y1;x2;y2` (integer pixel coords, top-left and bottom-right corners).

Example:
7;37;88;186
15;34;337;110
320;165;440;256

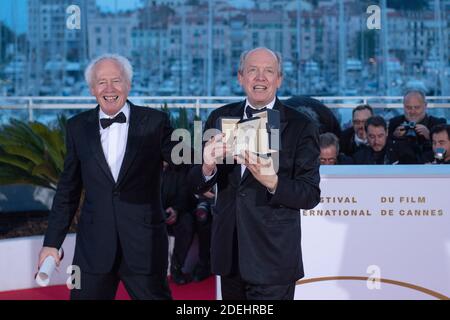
0;118;66;190
0;154;34;172
0;164;54;189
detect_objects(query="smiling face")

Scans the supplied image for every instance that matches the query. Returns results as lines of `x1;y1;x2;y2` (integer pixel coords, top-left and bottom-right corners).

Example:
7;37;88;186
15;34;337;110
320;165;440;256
238;48;283;108
90;59;130;116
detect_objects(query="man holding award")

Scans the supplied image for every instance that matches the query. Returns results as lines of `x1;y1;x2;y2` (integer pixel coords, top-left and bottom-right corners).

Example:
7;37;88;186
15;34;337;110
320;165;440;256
189;47;321;300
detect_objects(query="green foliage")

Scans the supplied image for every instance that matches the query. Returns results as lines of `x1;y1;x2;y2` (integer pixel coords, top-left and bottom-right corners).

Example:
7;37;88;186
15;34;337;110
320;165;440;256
160;103;200;145
0;116;67;190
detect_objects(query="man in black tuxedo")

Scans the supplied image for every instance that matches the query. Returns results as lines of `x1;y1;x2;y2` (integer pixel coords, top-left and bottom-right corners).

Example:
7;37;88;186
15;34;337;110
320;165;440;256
189;47;321;300
38;54;183;299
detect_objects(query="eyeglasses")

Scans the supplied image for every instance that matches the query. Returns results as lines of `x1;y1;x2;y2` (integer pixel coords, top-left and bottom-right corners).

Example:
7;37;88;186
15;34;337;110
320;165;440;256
352;120;367;125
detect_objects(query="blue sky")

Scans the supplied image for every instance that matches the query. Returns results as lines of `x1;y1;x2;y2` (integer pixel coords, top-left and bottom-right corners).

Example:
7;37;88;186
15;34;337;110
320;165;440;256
0;0;27;34
96;0;142;12
0;0;141;34
0;0;253;35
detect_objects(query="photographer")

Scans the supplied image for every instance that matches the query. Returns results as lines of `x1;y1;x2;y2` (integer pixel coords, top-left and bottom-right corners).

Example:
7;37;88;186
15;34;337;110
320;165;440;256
353;116;397;165
388;90;446;164
189;189;215;282
161;161;196;285
430;124;450;164
340;104;374;157
320;133;353;165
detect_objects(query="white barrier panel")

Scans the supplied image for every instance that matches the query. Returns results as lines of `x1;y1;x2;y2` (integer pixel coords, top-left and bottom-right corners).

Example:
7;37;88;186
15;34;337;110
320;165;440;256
0;234;75;292
1;166;449;299
295;165;450;300
0;233;197;293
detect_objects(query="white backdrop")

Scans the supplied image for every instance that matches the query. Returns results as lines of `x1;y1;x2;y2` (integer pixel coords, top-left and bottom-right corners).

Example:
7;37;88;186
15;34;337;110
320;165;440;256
295;166;450;300
1;166;449;300
0;234;75;292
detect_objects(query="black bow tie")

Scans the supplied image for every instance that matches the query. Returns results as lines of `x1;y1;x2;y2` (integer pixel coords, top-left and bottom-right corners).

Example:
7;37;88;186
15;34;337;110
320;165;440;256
100;112;126;129
245;106;267;119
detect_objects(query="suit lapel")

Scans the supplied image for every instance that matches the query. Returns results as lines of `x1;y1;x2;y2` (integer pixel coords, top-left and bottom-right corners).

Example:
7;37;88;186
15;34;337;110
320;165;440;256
116;101;147;187
230;100;246;119
273;98;288;136
85;106;115;184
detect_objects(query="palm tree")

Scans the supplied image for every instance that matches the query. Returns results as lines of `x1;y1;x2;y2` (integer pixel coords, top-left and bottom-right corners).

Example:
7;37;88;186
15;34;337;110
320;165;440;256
0;117;66;189
0;117;83;236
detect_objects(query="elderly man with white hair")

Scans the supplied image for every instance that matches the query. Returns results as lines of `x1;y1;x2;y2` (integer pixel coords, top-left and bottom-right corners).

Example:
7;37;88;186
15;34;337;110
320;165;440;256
388;89;446;163
38;54;185;300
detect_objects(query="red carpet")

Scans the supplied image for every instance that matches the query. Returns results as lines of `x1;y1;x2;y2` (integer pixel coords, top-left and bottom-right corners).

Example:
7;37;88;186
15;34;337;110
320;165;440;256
0;276;216;300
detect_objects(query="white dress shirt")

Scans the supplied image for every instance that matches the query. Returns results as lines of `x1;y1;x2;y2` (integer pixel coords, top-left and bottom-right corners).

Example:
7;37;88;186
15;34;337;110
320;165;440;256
99;103;130;182
354;133;367;146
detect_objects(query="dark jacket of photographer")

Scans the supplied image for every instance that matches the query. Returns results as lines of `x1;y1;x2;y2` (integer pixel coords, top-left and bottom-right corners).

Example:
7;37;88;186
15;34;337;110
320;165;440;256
161;167;197;220
352;144;398;165
388;114;446;164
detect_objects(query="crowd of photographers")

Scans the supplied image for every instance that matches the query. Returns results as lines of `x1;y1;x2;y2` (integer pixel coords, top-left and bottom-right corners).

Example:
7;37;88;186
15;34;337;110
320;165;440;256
163;89;449;285
318;90;450;165
161;161;214;285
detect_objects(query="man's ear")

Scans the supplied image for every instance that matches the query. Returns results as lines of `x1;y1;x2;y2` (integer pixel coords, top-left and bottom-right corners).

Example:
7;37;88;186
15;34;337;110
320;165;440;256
277;74;283;89
237;72;243;86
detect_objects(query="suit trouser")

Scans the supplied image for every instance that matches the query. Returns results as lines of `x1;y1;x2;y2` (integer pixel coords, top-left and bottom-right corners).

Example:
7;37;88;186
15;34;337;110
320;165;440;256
169;212;194;266
220;228;295;300
221;275;295;300
70;241;172;300
169;211;212;268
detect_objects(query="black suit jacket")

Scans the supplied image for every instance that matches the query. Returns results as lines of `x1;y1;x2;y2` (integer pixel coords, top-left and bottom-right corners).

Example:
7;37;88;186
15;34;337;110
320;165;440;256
388;114;446;163
189;98;321;285
44;101;181;275
339;127;366;157
161;167;195;215
388;114;446;138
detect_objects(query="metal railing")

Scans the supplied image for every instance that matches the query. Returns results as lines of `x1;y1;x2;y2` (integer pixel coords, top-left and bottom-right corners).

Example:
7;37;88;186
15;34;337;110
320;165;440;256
1;96;450;122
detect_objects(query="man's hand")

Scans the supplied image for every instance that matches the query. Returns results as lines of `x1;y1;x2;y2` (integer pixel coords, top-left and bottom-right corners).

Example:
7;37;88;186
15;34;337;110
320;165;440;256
202;133;230;176
202;190;215;199
165;207;178;225
237;150;278;192
393;125;406;138
38;247;61;269
415;124;430;140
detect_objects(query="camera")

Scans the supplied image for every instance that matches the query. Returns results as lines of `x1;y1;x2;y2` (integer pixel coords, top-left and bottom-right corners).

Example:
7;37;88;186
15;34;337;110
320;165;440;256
402;121;417;138
434;147;447;164
194;201;211;224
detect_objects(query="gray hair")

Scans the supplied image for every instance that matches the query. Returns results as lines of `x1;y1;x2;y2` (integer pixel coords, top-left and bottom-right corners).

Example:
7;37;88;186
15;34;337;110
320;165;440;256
319;132;340;154
403;89;427;105
238;47;283;76
84;53;133;87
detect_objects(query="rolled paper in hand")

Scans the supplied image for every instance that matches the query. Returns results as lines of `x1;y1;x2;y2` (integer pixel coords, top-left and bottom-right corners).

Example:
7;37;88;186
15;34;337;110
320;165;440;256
35;248;63;287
